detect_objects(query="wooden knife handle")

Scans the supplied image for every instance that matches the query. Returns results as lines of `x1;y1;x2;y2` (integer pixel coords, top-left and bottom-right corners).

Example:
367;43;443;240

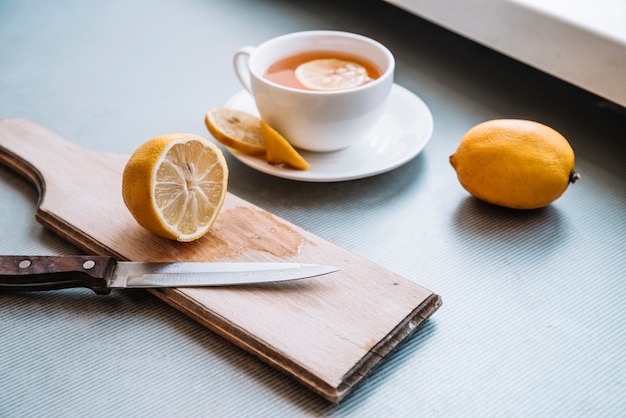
0;255;117;294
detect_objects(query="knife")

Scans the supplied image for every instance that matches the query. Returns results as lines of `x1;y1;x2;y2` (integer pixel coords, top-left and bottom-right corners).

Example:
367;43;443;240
0;255;338;295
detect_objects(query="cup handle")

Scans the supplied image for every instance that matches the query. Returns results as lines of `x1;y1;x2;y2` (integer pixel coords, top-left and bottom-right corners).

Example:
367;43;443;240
233;46;255;94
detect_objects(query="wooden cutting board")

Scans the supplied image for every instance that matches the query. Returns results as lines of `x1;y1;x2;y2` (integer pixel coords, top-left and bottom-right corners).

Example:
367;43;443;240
0;118;441;403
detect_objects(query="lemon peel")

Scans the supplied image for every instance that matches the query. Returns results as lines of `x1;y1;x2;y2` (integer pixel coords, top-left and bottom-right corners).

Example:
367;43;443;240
261;122;310;170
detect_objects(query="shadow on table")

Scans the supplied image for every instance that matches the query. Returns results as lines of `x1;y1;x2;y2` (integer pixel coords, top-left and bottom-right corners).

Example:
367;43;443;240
452;197;568;260
226;151;428;212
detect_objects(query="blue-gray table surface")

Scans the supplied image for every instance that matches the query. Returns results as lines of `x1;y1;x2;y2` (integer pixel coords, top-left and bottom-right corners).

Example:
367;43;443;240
1;0;624;416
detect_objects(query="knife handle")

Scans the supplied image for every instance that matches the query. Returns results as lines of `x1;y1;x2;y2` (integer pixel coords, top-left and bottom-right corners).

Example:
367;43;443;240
0;256;117;295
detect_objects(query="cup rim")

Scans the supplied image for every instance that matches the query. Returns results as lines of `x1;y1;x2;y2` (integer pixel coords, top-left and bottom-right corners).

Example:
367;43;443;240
248;30;395;95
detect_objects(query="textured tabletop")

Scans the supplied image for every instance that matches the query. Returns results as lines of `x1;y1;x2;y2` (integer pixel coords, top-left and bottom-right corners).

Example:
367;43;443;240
1;0;624;416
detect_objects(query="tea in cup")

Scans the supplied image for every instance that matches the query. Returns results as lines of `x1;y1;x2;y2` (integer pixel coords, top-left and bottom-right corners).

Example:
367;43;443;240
233;30;394;152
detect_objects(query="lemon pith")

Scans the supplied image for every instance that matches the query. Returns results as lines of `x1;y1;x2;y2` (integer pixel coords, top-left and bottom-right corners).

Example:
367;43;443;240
450;119;579;209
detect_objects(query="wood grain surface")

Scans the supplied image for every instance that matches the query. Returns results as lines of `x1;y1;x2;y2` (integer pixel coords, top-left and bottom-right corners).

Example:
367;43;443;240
0;118;441;402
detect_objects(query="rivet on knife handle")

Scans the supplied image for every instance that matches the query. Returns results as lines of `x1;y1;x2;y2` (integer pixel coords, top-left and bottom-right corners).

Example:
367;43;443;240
0;255;116;295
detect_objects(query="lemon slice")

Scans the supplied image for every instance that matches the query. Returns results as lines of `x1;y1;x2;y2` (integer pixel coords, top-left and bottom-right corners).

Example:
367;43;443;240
261;122;310;170
205;107;310;170
205;107;266;155
295;58;368;91
122;134;229;242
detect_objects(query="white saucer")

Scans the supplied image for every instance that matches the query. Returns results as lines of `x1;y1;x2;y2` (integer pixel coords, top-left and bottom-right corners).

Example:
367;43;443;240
222;83;433;182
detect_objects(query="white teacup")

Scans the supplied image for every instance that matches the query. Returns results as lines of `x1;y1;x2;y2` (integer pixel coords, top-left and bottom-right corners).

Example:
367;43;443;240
233;30;395;152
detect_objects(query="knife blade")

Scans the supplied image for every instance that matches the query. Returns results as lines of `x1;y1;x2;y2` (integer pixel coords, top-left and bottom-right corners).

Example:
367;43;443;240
0;255;338;295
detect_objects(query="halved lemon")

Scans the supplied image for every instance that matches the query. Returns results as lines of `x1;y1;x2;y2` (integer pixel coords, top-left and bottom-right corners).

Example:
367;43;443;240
295;58;368;91
205;107;310;170
205;107;265;155
122;134;228;242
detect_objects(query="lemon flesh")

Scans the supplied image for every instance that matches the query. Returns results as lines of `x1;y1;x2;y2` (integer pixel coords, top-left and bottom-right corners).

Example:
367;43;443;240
122;134;228;242
450;119;578;209
295;58;368;91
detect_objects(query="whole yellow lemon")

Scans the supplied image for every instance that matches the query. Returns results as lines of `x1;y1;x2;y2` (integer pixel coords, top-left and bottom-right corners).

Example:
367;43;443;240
450;119;580;209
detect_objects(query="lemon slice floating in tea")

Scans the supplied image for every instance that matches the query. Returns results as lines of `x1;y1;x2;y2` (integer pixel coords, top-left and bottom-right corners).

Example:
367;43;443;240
205;107;310;170
122;134;229;242
295;58;369;91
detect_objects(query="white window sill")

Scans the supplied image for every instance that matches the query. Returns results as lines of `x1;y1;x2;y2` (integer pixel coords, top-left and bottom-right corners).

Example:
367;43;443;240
386;0;626;108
